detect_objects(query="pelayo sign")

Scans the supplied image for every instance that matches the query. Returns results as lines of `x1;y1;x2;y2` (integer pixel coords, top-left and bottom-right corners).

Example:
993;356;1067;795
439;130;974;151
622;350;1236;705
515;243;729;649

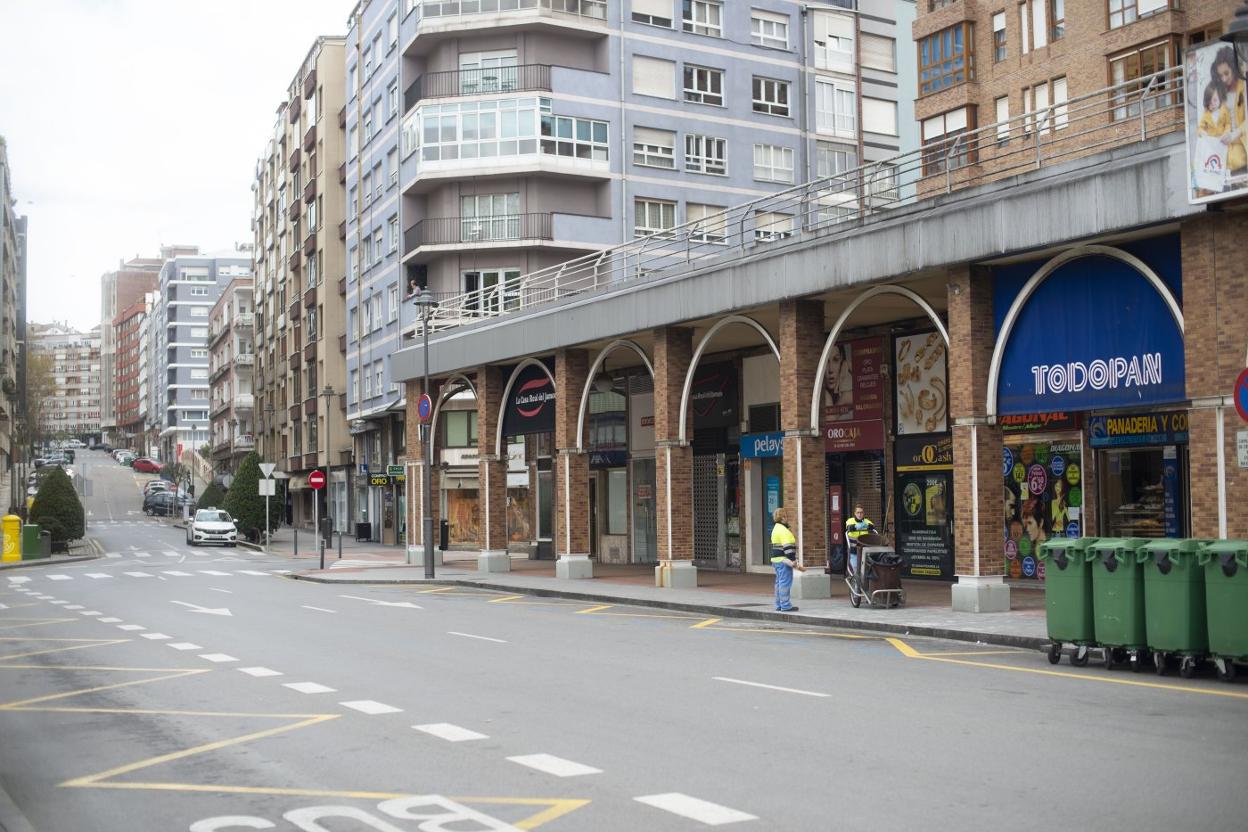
994;247;1185;415
501;363;556;437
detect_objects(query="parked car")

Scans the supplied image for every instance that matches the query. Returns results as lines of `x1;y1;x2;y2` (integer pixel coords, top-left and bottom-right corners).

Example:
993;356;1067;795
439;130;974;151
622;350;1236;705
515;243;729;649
119;454;137;467
143;491;192;517
187;508;238;547
98;444;113;453
132;457;161;473
143;480;170;495
64;439;85;449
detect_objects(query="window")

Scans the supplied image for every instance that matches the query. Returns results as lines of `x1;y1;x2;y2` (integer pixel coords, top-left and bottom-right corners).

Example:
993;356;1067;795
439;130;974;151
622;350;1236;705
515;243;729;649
386;148;399;189
307;198;317;230
634;199;676;238
362;235;373;270
753;144;794;183
993;12;1007;61
633;56;676;99
388;285;399;322
374;229;385;263
606;468;628;535
373;163;384;201
461;193;520;241
919;23;975;95
191;368;208;379
814;12;854;73
191;327;208;339
370;295;383;331
683;64;724;106
1030;0;1048;49
190;348;208;359
457;50;518;94
363;366;372;399
683;0;722;37
1110;0;1175;30
363;46;373;79
922;106;977;175
816;80;856;137
347;63;357;98
751;9;789;49
389;215;399;252
1052;76;1068;129
462;269;521;314
348;185;357;215
754;211;793;242
995;95;1010;145
1109;40;1177;120
374;363;385;400
349;246;358;280
752;77;790;116
862;98;898;136
190;286;209;297
350;370;358;404
540;112;610;160
684;134;726;175
348;125;358;159
361;174;372;207
388;82;398;120
632;0;672;27
633;127;676;169
816;142;857;181
687;203;727;243
307;252;318;288
190;306;208;317
363;109;374;145
444;410;478;447
387;13;398;48
1020;1;1029;54
361;297;372;333
861;34;896;72
1051;0;1064;40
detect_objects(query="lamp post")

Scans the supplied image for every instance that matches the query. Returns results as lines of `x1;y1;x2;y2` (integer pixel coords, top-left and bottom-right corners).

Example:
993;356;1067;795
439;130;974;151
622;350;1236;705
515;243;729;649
320;385;336;566
1223;4;1248;66
411;288;438;579
263;401;275;548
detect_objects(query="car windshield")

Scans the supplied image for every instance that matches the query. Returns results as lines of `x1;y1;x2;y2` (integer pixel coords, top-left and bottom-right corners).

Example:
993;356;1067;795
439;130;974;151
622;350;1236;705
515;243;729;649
196;510;231;523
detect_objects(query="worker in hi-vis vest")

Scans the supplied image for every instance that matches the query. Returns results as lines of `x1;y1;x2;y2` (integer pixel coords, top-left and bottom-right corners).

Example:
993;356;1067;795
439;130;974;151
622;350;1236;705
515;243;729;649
845;504;876;576
770;507;805;612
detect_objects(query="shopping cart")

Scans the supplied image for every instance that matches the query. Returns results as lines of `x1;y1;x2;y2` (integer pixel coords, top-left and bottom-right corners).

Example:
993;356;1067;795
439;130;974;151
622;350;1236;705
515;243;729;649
845;533;906;608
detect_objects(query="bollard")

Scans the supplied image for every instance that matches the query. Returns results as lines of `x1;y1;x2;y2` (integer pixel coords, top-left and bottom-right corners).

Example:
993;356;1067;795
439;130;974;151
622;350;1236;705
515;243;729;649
338;530;342;560
293;528;298;558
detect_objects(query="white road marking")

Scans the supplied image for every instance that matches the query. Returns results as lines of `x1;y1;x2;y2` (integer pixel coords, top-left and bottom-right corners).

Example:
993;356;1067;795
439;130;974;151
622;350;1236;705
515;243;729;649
162;571;193;577
135;552;151;558
712;677;830;698
171;600;232;616
448;631;507;644
124;571;154;578
302;605;336;613
634;793;758;826
339;595;422;610
141;633;172;640
85;573;113;579
98;617;122;623
238;667;283;677
506;754;602;778
413;723;488;743
168;643;202;650
284;682;336;694
50;600;70;605
199;570;231;576
200;653;238;663
79;611;102;616
208;588;232;594
6;576;30;583
271;570;291;574
64;605;84;610
105;553;121;558
239;570;269;576
47;575;72;581
339;700;403;715
117;624;145;631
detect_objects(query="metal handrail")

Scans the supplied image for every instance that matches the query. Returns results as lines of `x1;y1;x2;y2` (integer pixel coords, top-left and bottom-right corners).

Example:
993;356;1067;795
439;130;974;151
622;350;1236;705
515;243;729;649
411;65;1185;337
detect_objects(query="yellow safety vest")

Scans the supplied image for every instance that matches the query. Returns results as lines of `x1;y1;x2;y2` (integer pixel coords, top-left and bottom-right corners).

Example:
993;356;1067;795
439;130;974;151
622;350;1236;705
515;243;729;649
770;522;796;562
846;517;875;540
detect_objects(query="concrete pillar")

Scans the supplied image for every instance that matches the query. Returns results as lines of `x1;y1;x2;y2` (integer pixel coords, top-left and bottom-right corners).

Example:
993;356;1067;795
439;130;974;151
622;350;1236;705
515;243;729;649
948;266;1010;612
1182;212;1248;538
405;378;442;565
476;366;510;572
780;299;831;599
555;349;593;579
653;326;697;588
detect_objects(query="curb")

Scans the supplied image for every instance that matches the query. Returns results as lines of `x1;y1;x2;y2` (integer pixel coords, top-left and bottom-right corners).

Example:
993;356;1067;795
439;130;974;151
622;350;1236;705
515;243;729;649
0;777;36;832
0;554;97;571
287;573;1047;651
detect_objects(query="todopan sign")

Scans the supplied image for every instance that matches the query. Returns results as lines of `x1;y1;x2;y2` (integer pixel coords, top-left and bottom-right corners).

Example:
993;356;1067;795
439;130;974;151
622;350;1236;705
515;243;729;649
502;363;556;436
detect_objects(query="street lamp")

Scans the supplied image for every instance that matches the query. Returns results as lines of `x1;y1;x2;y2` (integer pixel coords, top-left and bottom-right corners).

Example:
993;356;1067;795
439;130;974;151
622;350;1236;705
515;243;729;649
320;384;336;567
1223;3;1248;66
411;288;438;579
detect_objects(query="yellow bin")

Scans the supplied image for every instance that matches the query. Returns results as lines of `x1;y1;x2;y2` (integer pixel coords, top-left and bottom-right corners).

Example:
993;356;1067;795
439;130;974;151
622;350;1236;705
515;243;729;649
2;515;20;562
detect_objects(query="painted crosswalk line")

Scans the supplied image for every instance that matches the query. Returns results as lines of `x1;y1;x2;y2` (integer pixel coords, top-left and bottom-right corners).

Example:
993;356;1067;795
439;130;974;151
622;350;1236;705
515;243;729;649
506;754;602;778
633;793;757;826
413;723;489;743
340;700;403;715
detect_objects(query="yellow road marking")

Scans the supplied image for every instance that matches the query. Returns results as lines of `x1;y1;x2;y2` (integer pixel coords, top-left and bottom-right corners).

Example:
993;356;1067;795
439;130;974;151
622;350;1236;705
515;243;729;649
0;639;131;661
0;617;77;632
922;648;1027;657
418;586;461;594
574;604;613;614
487;594;526;603
886;637;923;658
466;797;591;830
690;617;721;629
0;668;211;708
584;610;701;621
0;602;39;610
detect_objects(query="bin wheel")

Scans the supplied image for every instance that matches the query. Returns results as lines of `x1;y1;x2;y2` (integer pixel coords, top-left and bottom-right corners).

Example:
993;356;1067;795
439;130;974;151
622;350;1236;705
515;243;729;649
1153;652;1168;676
1129;651;1142;673
1047;643;1062;665
1179;657;1197;679
1071;647;1090;668
1216;659;1237;682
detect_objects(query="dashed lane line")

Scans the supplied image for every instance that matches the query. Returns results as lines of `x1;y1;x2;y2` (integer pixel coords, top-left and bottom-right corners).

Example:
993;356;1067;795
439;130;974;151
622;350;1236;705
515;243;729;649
199;654;238;663
448;631;507;644
634;793;757;826
140;634;172;641
413;723;488;743
168;643;202;651
506;754;602;778
117;625;145;632
302;606;336;613
339;700;402;715
712;677;830;698
283;682;336;695
238;667;283;677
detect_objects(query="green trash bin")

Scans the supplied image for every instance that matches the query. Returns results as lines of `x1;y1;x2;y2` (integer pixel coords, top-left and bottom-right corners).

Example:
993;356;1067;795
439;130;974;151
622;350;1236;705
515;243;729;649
1088;538;1151;671
20;524;44;560
1198;540;1248;682
1139;539;1209;677
1038;537;1099;666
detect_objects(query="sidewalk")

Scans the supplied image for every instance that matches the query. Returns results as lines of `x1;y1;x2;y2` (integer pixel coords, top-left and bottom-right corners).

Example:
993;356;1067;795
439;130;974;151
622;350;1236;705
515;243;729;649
288;552;1050;650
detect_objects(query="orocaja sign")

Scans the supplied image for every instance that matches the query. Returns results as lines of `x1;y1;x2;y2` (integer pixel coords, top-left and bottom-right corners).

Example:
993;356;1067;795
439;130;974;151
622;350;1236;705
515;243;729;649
824;419;885;453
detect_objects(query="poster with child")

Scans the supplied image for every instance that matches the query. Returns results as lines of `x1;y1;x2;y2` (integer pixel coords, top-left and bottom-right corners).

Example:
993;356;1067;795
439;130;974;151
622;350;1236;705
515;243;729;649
1185;40;1248;204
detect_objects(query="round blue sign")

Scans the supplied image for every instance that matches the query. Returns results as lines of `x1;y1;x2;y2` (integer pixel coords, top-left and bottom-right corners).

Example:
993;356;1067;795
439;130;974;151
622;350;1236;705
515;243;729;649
1236;368;1248;423
1003;448;1014;478
1050;454;1065;477
1066;521;1080;538
1022;556;1037;578
417;393;433;422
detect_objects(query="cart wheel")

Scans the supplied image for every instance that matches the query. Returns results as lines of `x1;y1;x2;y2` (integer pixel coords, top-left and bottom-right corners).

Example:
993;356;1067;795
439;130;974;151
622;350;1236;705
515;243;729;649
850;591;862;608
1047;643;1062;665
1071;647;1090;668
1216;659;1237;682
1129;651;1142;673
1153;652;1167;676
1179;656;1197;679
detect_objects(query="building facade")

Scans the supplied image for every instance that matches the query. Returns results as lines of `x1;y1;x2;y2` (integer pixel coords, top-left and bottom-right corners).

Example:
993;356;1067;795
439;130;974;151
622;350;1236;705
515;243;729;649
0;137;26;499
27;323;102;441
112;298;149;450
208;278;257;478
99;256;162;444
391;1;1246;611
253;35;350;532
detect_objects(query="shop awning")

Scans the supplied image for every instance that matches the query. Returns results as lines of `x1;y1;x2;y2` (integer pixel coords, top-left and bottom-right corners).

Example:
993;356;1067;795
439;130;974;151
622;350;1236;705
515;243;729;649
287;474;308;491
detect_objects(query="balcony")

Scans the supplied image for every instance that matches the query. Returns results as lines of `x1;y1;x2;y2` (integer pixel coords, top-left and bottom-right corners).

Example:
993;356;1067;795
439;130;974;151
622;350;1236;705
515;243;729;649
289;402;302;420
288;147;301;173
338;334;347;353
338;221;346;241
288;198;302;221
288;249;302;271
303;453;319;470
304;286;317;307
235;352;255;367
303;341;317;362
337;105;346;129
209;362;231;384
235;394;255;411
303;123;316;152
405;0;607;55
303;396;317;416
303;67;317;99
289;301;302;321
303;232;316;256
288;98;301;123
403;213;552;260
338;162;346;184
233;313;253;330
303;178;315;203
338;276;346;295
814;43;855;74
405;65;551;113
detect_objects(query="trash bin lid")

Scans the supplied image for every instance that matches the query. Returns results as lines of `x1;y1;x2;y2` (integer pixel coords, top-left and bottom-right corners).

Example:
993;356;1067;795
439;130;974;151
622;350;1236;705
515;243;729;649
1090;537;1150;553
1141;538;1208;554
1201;540;1248;555
1038;537;1097;559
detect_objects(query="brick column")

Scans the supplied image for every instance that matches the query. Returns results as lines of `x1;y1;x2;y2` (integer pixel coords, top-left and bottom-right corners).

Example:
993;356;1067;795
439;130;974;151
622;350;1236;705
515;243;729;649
476;365;510;571
1182;213;1248;538
653;326;696;588
779;299;832;598
948;266;1009;612
404;379;442;564
554;349;593;578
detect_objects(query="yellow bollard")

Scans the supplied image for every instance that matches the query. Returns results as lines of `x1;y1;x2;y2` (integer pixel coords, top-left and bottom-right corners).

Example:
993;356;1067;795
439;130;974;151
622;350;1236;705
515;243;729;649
2;515;20;562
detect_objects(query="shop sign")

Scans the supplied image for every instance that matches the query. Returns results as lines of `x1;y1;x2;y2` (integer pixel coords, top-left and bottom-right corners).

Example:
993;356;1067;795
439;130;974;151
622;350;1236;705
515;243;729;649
1087;411;1189;448
1183;41;1248;206
996;250;1185;414
824;336;885;423
1162;453;1181;538
386;465;404;476
894;332;947;435
441;447;478;467
369;474;390;487
501;363;555;437
895;433;953;471
823;419;885;453
1000;412;1080;434
740;431;784;459
589;449;628;468
690;362;738;430
629;392;655;454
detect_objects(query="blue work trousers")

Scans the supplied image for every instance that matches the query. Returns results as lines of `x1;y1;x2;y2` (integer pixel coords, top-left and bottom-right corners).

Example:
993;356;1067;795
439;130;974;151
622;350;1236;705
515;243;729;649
773;560;794;611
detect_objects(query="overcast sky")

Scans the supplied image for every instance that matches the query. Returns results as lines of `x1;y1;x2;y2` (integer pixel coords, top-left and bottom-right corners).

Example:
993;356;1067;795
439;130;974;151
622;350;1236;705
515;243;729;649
0;0;351;331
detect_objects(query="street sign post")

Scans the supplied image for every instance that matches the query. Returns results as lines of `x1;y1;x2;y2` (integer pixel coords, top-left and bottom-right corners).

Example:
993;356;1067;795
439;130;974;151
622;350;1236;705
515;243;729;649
309;470;326;570
308;470;326;489
260;463;277;551
417;393;433;422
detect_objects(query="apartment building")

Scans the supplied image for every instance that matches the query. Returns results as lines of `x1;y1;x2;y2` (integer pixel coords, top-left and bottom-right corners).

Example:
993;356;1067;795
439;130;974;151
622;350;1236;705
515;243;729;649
150;250;252;465
208;279;256;478
335;0;917;546
112;298;149;450
27;323;101;440
99;256;162;444
0;137;26;489
252;36;350;531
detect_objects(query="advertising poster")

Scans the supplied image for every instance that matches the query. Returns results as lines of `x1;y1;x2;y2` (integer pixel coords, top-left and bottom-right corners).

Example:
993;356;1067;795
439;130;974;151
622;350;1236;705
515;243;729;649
824;336;885;422
690;361;739;430
501;363;555;437
894;434;954;579
894;332;947;435
1184;40;1248;205
1003;440;1082;580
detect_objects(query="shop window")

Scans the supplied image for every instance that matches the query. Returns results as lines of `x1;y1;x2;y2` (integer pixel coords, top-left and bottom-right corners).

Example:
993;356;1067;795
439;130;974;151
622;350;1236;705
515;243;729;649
606;469;629;535
443;410;477;448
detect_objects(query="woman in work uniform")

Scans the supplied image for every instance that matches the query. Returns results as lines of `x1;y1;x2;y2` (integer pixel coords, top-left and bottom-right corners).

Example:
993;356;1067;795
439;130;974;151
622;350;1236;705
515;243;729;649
770;508;805;612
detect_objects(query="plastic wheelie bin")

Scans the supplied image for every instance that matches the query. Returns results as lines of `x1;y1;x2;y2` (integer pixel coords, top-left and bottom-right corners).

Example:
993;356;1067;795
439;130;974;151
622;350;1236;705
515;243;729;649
20;524;44;560
1198;540;1248;682
1038;538;1100;666
1139;539;1208;678
1089;538;1150;671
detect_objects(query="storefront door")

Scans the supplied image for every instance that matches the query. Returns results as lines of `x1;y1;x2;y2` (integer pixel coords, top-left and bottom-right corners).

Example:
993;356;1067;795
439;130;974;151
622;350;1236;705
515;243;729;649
631;457;656;564
535;461;553;559
693;454;726;569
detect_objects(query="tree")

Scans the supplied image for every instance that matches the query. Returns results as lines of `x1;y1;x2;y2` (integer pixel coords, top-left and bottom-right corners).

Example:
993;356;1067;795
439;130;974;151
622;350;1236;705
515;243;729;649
19;351;57;452
196;482;227;512
222;452;282;541
30;466;84;552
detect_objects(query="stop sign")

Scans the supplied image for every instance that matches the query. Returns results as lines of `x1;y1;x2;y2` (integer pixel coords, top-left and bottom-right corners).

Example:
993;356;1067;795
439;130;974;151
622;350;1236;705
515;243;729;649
308;470;326;490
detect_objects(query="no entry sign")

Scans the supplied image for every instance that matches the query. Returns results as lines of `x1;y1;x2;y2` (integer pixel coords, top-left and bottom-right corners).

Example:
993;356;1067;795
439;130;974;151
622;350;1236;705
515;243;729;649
308;470;326;490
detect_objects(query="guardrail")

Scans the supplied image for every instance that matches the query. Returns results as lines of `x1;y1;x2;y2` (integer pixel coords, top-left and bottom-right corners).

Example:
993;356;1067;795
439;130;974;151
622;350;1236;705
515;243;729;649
411;65;1185;337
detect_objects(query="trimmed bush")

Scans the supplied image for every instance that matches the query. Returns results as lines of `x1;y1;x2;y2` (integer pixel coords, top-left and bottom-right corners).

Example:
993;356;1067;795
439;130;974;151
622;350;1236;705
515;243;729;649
223;452;283;542
30;466;84;552
196;482;227;512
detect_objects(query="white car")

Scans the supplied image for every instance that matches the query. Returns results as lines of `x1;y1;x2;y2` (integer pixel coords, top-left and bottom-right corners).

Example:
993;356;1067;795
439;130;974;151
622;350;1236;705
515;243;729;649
187;508;238;547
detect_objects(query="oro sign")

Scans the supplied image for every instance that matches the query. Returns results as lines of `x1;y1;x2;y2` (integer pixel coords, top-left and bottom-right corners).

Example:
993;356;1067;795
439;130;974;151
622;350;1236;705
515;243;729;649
308;470;326;491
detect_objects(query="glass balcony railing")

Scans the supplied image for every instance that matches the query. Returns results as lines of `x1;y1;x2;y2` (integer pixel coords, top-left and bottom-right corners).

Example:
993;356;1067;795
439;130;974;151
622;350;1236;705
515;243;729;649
420;0;606;22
